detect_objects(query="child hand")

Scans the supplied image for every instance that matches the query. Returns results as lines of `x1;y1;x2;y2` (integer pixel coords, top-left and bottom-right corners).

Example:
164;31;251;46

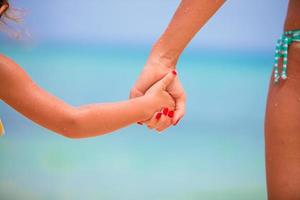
141;71;177;132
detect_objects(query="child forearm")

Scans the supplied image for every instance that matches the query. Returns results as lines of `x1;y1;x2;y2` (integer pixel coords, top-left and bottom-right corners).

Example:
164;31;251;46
5;95;151;138
66;97;152;138
149;0;225;68
4;82;151;138
0;55;153;138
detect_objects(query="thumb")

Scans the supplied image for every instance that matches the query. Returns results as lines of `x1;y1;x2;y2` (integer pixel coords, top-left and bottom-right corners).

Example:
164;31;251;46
158;70;177;90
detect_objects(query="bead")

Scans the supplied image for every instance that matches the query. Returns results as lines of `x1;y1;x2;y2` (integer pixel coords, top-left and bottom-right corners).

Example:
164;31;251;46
281;74;287;80
273;29;300;83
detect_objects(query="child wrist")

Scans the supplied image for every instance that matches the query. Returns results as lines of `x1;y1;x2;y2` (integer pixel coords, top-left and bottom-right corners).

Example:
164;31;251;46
138;96;155;121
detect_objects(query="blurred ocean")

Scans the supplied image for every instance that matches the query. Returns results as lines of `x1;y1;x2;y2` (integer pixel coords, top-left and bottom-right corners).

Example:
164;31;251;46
0;43;273;200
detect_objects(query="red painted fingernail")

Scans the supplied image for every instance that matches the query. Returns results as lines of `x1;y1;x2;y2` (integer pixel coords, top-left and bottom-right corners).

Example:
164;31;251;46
174;118;181;126
168;111;174;118
155;112;162;120
137;122;143;125
163;107;169;115
172;70;177;75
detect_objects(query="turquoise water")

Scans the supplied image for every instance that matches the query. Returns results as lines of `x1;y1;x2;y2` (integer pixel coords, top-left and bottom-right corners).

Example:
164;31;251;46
0;43;273;200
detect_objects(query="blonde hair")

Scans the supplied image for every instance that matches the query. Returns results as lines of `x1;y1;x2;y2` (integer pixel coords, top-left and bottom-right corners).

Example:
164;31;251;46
0;0;27;39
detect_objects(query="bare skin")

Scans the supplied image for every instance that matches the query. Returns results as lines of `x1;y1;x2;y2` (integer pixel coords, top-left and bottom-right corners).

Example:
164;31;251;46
0;54;176;138
1;0;298;197
131;0;225;130
265;0;300;199
133;0;300;198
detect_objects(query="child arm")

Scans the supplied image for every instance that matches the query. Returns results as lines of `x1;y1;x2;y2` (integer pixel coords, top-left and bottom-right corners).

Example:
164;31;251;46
0;55;175;138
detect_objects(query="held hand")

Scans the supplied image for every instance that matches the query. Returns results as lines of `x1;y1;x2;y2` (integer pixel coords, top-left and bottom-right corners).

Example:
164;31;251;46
142;71;176;132
143;71;176;118
130;62;186;127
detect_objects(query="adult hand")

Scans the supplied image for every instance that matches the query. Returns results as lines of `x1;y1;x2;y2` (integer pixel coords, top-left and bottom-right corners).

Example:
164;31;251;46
130;60;186;128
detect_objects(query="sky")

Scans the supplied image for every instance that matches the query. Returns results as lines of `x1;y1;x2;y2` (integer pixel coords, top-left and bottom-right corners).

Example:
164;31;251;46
1;0;289;50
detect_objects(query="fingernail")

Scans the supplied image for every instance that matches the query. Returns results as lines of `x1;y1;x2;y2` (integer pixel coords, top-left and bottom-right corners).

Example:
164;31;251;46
137;122;143;125
162;107;169;115
167;111;174;118
155;112;162;120
172;70;177;75
173;118;181;126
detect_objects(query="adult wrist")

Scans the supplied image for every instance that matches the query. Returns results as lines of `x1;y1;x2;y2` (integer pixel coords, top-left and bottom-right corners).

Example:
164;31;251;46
148;45;179;70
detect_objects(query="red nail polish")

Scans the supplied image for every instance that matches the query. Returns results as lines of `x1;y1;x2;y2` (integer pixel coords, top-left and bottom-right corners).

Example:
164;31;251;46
172;70;177;75
137;122;143;125
163;107;169;115
156;112;162;120
168;111;174;118
174;118;181;126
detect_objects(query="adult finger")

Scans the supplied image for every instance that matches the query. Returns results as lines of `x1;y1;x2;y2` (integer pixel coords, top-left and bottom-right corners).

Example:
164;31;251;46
156;109;174;132
172;93;186;126
159;70;177;90
129;86;144;99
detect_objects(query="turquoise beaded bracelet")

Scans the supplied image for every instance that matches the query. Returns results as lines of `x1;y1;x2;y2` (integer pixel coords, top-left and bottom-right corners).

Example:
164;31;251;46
273;29;300;83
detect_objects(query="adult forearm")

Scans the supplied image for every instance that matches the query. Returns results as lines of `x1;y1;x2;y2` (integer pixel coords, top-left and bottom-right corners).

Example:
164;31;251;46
148;0;225;69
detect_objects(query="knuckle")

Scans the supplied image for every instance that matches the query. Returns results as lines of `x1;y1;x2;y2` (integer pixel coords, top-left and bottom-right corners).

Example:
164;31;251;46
169;103;175;110
130;87;143;98
156;128;163;132
147;125;154;129
129;89;137;98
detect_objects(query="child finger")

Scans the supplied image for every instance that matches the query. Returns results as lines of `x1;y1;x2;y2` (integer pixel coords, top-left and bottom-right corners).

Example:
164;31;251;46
155;115;172;133
146;111;162;129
